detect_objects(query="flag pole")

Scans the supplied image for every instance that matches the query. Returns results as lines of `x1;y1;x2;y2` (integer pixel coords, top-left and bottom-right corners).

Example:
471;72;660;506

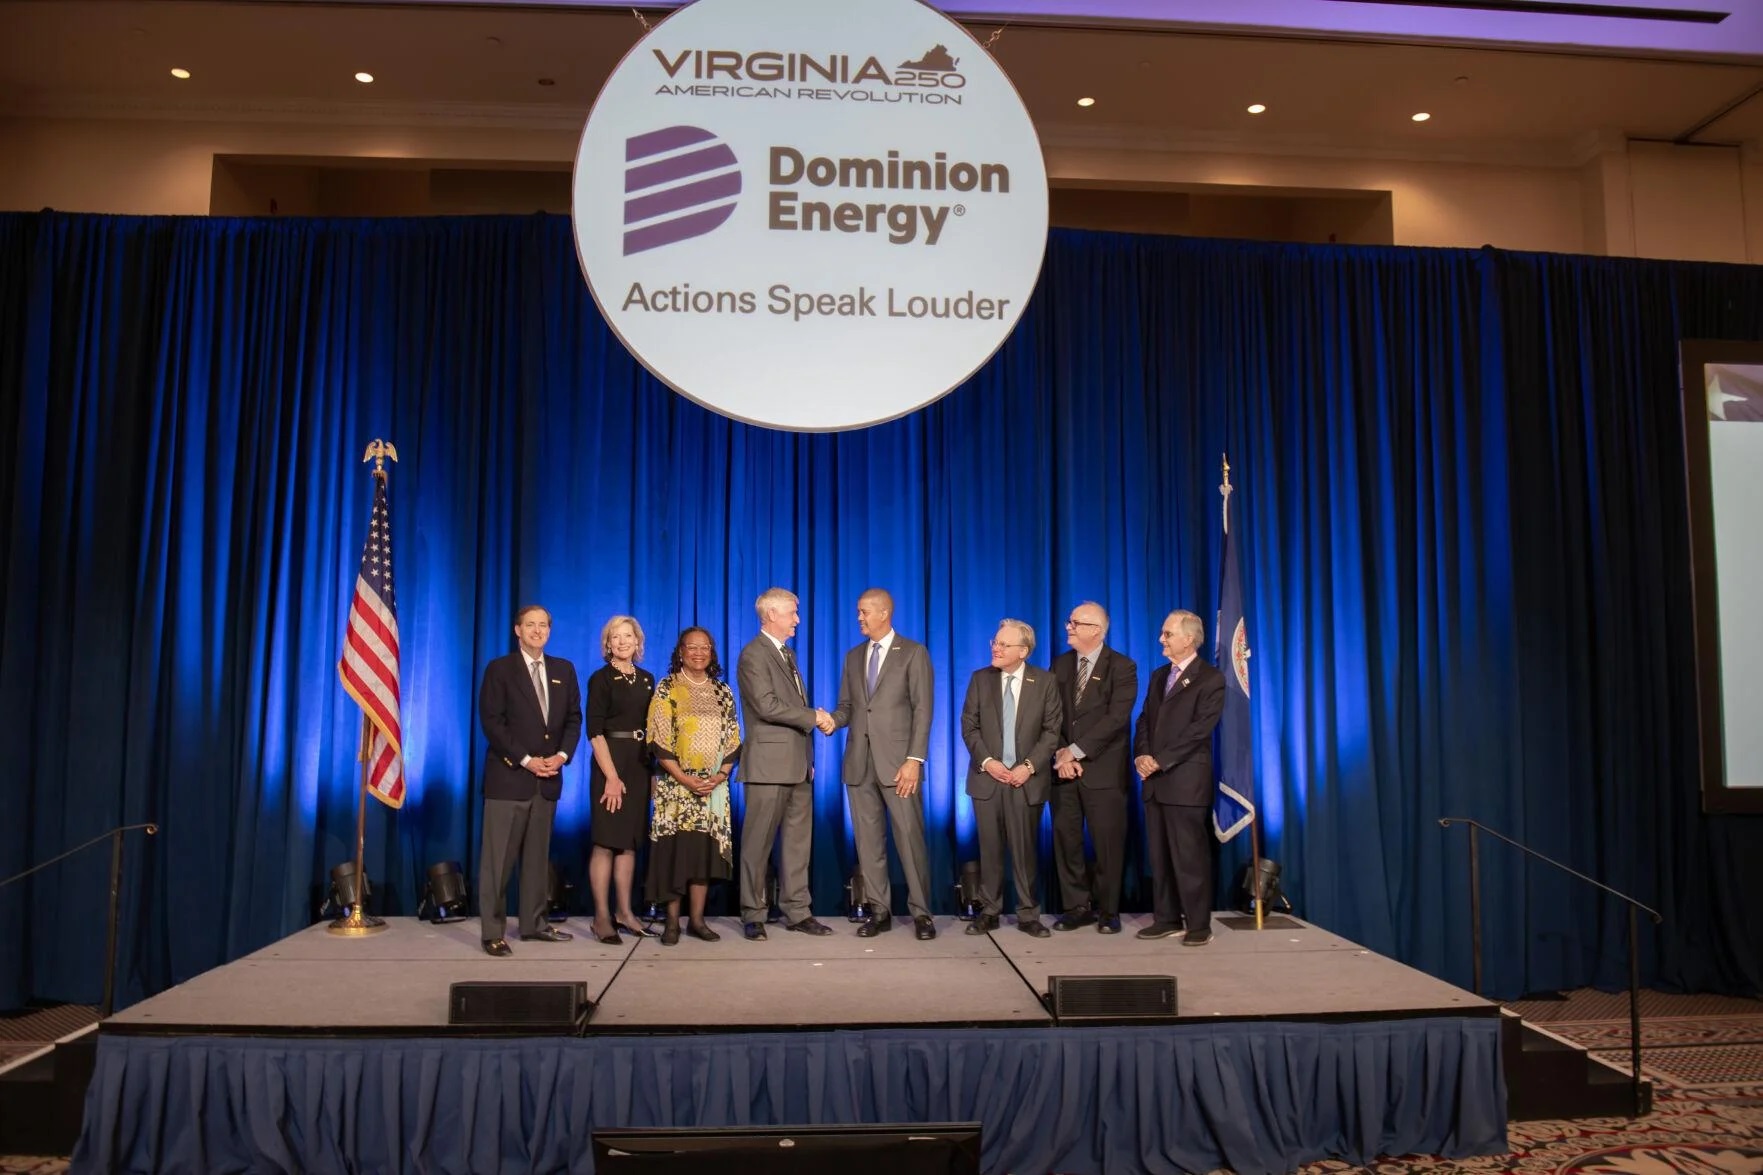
329;449;394;936
1222;453;1263;930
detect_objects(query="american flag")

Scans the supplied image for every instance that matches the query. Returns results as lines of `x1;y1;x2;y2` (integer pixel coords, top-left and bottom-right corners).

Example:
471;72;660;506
338;472;405;808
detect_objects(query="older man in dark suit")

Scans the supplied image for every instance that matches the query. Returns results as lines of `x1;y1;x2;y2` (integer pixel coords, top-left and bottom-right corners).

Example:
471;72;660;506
1050;601;1139;935
478;604;583;957
735;586;835;941
829;588;936;940
960;618;1063;937
1133;609;1225;947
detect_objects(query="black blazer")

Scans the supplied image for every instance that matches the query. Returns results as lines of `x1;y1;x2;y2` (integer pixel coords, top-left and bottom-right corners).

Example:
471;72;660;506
480;651;583;802
1051;645;1138;791
1132;659;1224;806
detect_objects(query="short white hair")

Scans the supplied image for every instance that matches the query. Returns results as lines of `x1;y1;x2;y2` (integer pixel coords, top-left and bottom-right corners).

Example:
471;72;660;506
998;617;1036;655
755;587;799;621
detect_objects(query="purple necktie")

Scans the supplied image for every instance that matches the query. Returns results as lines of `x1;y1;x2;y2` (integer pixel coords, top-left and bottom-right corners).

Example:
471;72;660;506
1164;664;1182;697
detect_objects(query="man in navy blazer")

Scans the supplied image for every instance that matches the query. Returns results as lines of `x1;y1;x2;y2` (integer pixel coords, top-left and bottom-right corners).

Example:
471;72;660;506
477;604;583;956
1133;609;1225;946
1050;601;1139;935
960;619;1063;936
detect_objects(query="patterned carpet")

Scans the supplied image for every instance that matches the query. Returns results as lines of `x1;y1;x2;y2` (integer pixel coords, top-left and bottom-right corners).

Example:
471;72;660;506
3;990;1760;1174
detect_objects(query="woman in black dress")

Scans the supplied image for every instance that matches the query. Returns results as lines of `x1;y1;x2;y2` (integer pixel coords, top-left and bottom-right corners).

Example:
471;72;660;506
584;615;656;944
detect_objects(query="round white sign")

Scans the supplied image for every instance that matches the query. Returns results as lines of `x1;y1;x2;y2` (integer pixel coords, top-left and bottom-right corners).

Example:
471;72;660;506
571;0;1049;432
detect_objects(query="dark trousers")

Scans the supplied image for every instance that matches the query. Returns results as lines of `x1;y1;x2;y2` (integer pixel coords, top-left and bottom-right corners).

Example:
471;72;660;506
1144;798;1212;933
478;793;556;942
1051;780;1127;916
972;789;1044;919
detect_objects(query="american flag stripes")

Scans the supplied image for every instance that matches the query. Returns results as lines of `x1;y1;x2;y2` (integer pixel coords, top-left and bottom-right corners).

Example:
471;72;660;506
338;472;405;808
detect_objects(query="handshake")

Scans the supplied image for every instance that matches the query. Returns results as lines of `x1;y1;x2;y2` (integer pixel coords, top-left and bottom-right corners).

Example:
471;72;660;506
813;707;836;734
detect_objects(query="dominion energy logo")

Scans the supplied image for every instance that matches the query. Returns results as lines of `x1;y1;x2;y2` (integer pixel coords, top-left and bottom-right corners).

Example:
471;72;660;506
571;0;1049;432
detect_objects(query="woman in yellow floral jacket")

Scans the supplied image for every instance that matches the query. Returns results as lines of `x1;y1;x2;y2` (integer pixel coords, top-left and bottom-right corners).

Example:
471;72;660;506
645;626;742;944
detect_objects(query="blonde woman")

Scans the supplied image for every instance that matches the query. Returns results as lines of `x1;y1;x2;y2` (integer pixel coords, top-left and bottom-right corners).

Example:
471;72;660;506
645;627;741;944
584;615;656;944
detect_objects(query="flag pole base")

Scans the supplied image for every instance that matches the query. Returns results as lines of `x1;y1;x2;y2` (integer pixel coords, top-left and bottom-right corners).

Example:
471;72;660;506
326;907;388;936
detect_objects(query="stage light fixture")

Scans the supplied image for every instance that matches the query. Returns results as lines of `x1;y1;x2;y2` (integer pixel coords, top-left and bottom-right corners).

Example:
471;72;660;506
354;71;375;84
1411;111;1431;122
170;68;191;80
1234;858;1293;916
844;869;871;922
1246;103;1266;114
953;860;982;920
1076;96;1095;107
546;862;575;922
420;860;469;923
326;861;372;917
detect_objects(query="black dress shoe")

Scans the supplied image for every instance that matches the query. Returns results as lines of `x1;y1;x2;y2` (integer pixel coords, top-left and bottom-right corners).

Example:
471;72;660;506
1053;908;1095;932
1135;922;1184;940
1181;929;1214;947
660;923;681;946
742;921;768;941
1018;918;1051;938
594;927;622;946
482;938;512;957
964;914;999;936
688;920;722;942
855;915;893;938
914;915;936;941
785;917;834;936
1097;915;1122;935
520;926;573;942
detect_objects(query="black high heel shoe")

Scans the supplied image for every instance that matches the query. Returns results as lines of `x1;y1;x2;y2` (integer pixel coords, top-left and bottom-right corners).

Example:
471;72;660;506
592;921;621;946
617;919;657;938
660;920;681;946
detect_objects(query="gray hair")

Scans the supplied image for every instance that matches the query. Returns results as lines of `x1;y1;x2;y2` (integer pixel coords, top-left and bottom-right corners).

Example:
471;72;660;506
754;587;799;621
1168;609;1205;650
998;617;1036;655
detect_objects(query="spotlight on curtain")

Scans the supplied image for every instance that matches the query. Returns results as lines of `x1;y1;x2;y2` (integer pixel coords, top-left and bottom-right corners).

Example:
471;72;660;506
1234;859;1292;916
419;861;469;923
954;861;982;920
844;869;871;922
545;862;574;922
323;862;372;920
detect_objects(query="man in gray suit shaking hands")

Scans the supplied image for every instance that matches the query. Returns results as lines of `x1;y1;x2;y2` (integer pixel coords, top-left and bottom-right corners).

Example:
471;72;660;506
960;619;1063;937
736;587;836;940
828;589;937;940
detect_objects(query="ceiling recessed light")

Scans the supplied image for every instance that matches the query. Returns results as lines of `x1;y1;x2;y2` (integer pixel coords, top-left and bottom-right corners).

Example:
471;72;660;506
1076;96;1095;107
1246;103;1266;114
170;67;191;79
354;71;375;84
1411;111;1431;122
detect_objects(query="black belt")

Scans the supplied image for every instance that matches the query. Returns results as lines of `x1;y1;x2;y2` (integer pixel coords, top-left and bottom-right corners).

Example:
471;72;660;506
605;729;645;740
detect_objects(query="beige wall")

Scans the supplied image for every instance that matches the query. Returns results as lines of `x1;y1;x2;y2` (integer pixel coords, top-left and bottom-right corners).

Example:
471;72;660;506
4;113;1761;263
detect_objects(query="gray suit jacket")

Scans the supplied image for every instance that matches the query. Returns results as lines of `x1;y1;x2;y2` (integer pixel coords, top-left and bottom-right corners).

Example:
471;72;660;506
736;633;818;784
961;665;1063;804
830;634;933;786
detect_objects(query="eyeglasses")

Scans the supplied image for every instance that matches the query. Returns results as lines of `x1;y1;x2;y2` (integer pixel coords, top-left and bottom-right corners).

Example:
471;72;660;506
1066;620;1100;629
990;640;1026;650
682;644;713;653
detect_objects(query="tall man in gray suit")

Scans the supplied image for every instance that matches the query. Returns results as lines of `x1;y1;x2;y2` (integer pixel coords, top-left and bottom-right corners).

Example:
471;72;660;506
1050;601;1140;935
478;605;582;956
735;587;836;940
828;589;937;940
960;619;1063;937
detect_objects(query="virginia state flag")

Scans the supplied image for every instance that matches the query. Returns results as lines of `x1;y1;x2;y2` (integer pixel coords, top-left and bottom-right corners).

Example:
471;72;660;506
1214;478;1255;842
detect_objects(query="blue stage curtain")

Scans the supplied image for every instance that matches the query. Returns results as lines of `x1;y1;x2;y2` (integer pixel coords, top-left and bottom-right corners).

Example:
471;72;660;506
3;212;1762;1009
72;1018;1505;1175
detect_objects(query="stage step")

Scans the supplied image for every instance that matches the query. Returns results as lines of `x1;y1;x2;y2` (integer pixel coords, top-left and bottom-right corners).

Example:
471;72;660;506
1501;1008;1652;1120
0;1027;98;1156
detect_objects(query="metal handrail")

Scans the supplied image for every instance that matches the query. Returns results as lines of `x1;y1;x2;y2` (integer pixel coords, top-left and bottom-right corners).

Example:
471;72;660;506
2;823;159;1017
1439;816;1659;1118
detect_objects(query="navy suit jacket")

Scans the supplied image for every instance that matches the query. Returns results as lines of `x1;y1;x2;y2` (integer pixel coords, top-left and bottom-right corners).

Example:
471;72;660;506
480;651;583;802
1132;659;1224;806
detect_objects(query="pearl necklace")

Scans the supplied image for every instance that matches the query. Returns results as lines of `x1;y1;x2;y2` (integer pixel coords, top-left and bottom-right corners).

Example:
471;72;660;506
680;671;710;686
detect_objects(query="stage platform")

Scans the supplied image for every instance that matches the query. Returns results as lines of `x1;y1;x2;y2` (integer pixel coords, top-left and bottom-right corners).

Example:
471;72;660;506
76;913;1509;1174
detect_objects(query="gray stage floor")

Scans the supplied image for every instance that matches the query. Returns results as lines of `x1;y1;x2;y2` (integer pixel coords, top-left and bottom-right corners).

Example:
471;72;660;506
104;913;1495;1035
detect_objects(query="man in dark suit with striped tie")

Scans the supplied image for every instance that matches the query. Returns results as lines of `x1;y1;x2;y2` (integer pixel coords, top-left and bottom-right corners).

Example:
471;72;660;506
1133;609;1225;946
477;604;583;956
1050;602;1139;935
